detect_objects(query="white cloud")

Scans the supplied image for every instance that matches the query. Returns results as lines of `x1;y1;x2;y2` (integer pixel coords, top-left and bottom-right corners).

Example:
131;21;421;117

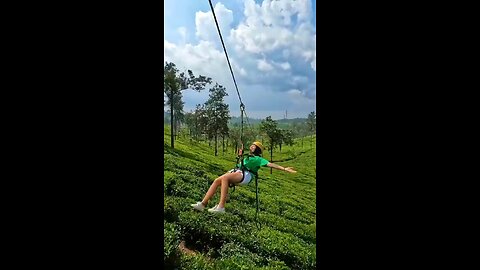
288;89;302;96
195;2;233;42
311;34;316;71
278;61;291;70
165;40;224;70
164;0;316;118
231;21;292;54
164;39;247;100
238;67;247;76
178;27;187;43
287;88;316;106
257;59;274;71
230;0;316;72
311;51;316;71
259;60;291;71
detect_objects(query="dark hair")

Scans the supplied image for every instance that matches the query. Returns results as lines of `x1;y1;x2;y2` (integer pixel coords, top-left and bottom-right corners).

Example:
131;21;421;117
252;145;262;156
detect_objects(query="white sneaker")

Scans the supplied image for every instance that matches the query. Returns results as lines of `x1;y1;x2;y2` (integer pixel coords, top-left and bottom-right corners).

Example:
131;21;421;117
191;202;205;211
208;205;225;213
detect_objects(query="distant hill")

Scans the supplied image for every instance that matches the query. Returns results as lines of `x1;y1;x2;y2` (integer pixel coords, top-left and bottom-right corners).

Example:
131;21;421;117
229;116;307;126
228;116;262;126
165;111;308;129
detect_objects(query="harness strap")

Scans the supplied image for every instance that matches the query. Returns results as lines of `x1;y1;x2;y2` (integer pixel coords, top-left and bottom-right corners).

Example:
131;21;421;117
229;156;246;193
228;160;261;229
255;173;261;229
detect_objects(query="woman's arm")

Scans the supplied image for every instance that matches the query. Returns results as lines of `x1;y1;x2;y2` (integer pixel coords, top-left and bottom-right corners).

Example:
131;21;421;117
266;162;297;173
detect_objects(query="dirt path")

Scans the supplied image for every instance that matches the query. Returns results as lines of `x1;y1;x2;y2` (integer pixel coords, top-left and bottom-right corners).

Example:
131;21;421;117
178;241;197;255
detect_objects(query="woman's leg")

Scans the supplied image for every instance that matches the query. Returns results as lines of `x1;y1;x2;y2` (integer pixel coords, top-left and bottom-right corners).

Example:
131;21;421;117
217;171;243;208
201;172;232;206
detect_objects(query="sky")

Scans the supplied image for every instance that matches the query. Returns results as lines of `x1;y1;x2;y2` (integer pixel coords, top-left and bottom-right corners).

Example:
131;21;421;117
164;0;316;120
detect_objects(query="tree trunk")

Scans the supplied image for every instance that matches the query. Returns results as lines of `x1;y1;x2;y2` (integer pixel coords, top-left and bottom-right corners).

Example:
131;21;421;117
193;120;197;141
270;140;273;174
174;121;177;140
170;90;174;149
174;121;177;141
215;133;218;156
222;135;225;155
177;122;180;139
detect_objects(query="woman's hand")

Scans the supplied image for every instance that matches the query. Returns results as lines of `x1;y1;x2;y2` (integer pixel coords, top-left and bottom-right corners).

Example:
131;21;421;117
284;167;297;173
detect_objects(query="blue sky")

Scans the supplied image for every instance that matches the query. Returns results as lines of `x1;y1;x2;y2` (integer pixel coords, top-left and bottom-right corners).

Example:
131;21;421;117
164;0;316;120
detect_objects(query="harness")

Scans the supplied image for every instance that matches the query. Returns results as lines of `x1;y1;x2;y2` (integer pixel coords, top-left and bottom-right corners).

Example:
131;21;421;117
229;152;261;229
206;0;261;228
229;155;258;187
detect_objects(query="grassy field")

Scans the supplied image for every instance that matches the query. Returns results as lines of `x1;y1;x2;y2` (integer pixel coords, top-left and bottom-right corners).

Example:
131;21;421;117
164;126;317;269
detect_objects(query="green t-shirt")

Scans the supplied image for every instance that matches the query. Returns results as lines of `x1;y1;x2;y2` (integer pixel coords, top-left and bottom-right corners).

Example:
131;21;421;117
237;155;270;174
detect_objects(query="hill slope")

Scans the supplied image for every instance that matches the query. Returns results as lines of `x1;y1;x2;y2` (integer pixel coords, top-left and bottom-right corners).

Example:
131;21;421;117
164;126;317;269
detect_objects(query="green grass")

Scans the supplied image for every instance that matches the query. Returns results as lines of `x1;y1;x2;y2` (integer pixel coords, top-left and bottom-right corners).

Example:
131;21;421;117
164;126;316;269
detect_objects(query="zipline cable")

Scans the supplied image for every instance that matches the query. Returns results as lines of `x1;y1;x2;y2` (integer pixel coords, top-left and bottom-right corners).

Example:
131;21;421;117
208;0;256;138
208;0;261;228
208;0;244;107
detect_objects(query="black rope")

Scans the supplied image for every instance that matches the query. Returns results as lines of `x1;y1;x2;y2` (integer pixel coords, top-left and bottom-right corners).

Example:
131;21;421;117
207;0;244;106
208;0;255;138
240;103;245;143
208;0;261;229
255;173;261;229
242;109;254;136
229;104;246;194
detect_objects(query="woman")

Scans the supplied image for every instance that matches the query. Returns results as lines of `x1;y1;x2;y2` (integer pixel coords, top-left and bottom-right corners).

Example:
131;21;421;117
191;141;297;213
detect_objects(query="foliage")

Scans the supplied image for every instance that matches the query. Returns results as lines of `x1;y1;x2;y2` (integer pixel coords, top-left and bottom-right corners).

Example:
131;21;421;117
164;61;212;148
164;221;181;267
204;83;230;156
164;125;316;269
306;111;316;134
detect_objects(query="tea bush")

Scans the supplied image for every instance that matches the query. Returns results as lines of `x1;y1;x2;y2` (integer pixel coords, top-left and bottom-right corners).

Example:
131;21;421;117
164;128;316;269
178;253;214;270
164;221;180;267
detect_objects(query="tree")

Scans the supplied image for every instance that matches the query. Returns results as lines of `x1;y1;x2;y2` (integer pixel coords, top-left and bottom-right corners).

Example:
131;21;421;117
243;127;258;148
307;111;316;133
220;116;230;155
165;90;185;139
193;104;208;141
290;122;300;147
164;62;212;148
277;129;285;152
278;129;294;152
229;125;241;154
260;116;281;174
283;129;295;147
291;121;309;148
204;83;230;156
306;111;316;148
184;111;195;140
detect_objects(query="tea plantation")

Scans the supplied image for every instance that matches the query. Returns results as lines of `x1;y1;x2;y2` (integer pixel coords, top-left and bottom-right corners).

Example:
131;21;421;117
164;126;317;269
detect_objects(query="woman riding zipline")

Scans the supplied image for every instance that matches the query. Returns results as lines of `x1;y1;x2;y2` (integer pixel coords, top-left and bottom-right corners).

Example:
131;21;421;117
191;141;297;213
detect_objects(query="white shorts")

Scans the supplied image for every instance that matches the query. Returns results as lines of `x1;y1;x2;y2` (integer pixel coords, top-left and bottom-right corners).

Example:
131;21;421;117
228;169;252;186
